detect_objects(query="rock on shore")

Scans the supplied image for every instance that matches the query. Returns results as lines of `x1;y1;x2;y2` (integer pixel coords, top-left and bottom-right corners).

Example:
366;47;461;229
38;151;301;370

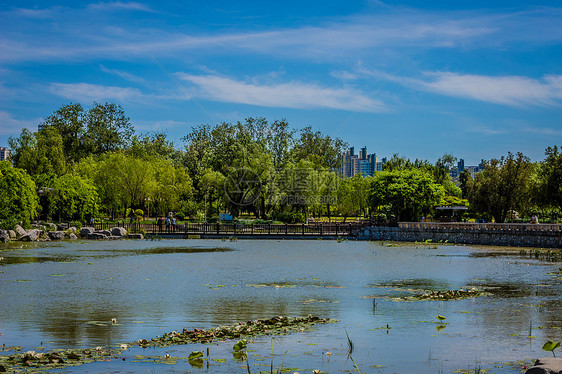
0;229;9;243
526;358;562;374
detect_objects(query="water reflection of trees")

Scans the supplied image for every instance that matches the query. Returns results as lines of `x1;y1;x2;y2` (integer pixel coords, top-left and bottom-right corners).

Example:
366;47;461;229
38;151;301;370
187;296;337;327
459;284;562;345
31;306;130;348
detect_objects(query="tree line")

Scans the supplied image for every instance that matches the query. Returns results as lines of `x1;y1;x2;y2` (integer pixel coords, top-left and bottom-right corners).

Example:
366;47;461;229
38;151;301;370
1;102;560;227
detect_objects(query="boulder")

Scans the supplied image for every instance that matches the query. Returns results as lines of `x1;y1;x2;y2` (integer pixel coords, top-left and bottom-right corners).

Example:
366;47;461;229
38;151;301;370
80;227;95;237
20;229;40;241
14;225;27;237
46;223;57;231
69;233;78;240
0;230;9;243
108;235;122;240
8;230;16;239
110;227;127;237
128;233;144;239
97;230;111;236
48;231;65;240
87;232;108;240
526;358;562;374
68;227;77;234
57;223;69;230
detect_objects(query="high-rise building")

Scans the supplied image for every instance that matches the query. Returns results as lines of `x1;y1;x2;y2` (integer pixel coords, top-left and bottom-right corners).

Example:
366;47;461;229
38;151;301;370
0;147;10;161
339;146;382;177
457;159;465;173
449;158;484;181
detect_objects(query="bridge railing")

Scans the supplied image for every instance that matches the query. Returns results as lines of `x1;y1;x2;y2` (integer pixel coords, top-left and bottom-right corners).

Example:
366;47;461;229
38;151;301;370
88;221;368;236
397;222;562;232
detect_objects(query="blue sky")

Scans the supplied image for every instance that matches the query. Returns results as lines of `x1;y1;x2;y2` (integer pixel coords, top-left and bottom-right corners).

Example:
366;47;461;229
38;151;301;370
1;1;562;165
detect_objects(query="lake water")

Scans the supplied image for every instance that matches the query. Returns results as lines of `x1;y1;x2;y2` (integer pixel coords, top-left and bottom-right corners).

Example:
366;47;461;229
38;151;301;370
1;239;561;373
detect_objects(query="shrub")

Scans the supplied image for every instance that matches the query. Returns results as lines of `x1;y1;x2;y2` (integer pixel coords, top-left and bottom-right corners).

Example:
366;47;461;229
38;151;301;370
0;217;19;230
272;211;305;224
175;211;185;221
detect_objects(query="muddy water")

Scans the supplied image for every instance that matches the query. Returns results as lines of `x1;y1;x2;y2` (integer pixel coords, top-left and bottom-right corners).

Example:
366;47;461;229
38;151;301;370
1;239;561;373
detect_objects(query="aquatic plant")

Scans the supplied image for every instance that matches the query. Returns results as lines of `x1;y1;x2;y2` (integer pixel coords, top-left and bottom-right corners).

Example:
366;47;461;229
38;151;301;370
345;329;354;358
542;341;561;357
395;288;486;301
233;339;248;352
133;315;334;348
0;315;334;372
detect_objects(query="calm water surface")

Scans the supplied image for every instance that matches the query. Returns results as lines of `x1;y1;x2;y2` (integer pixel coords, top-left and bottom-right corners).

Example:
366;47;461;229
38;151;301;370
1;239;561;373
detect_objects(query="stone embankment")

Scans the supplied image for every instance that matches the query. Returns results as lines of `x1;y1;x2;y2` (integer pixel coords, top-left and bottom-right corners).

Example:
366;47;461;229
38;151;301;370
356;225;562;248
0;224;140;243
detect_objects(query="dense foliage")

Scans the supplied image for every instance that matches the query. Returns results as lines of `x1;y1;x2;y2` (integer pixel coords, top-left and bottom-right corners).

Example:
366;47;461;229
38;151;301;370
0;161;40;225
4;102;560;224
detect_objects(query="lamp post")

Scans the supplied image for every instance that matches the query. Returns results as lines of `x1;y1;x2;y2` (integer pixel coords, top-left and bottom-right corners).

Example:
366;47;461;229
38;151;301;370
145;197;151;219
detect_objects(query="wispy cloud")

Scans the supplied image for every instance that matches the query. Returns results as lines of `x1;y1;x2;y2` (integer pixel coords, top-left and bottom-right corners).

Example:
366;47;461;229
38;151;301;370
12;7;57;18
176;73;387;112
98;65;147;85
48;83;145;103
87;1;155;12
410;72;562;107
523;126;562;136
0;111;41;135
5;7;559;63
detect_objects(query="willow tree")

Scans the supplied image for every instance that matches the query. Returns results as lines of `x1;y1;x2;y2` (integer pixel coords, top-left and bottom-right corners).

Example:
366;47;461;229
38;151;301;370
0;161;39;225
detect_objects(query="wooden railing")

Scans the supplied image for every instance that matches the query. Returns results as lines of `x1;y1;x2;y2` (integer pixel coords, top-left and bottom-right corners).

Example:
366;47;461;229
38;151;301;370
398;222;562;233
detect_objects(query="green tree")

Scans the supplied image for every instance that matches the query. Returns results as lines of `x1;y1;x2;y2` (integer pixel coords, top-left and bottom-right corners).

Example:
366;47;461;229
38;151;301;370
40;102;85;162
199;168;225;217
535;146;562;212
336;175;370;221
127;131;179;161
51;174;99;221
82;102;134;156
151;161;193;215
0;161;40;225
291;126;347;168
458;169;472;199
369;169;445;221
8;127;66;179
468;152;533;223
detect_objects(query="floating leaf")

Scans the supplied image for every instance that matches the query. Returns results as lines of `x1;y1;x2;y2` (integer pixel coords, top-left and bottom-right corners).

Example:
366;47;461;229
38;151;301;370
542;341;561;357
188;351;203;359
233;339;248;352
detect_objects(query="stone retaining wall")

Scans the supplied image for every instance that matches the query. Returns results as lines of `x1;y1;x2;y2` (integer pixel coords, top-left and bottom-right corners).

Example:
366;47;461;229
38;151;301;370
356;226;562;248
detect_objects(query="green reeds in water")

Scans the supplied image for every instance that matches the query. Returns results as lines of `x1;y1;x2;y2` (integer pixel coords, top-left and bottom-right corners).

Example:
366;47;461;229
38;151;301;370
345;329;362;373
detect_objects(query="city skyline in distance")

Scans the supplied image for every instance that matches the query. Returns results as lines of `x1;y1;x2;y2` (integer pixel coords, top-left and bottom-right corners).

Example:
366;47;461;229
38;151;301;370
1;0;562;166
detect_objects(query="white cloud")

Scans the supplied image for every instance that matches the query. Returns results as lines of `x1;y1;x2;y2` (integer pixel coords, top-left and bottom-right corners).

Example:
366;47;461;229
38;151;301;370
523;126;562;136
0;111;42;136
0;7;531;63
48;83;145;103
412;72;562;107
176;73;387;112
12;7;57;18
